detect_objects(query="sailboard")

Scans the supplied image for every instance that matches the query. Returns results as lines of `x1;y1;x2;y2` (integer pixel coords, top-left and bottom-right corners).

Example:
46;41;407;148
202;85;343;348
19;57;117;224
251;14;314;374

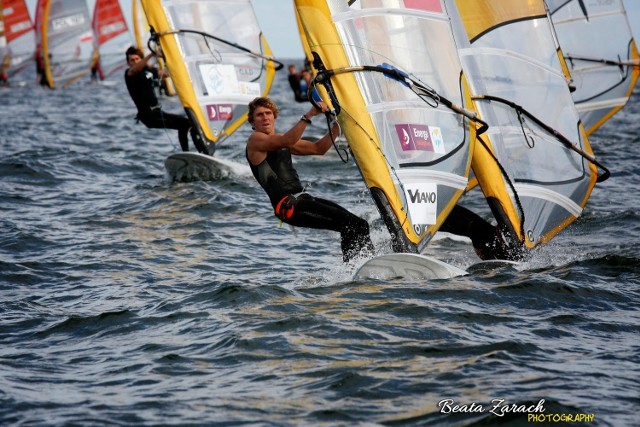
445;0;608;257
35;0;95;88
545;0;640;135
91;0;132;80
1;0;36;78
294;0;486;278
354;253;467;281
140;0;281;180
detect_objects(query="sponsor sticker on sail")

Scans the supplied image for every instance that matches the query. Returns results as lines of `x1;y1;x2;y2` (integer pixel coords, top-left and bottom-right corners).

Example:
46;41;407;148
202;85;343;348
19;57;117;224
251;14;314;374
206;104;233;121
199;63;261;97
404;183;438;226
395;123;445;153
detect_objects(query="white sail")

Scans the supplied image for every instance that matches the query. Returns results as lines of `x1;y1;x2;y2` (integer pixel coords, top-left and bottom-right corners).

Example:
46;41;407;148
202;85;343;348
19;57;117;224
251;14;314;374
446;0;605;253
36;0;95;88
546;0;640;135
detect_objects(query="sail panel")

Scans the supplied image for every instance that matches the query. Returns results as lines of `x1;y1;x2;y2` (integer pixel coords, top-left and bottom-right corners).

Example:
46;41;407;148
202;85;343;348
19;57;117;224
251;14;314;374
546;0;640;135
2;0;36;76
295;0;476;252
449;0;598;249
39;0;95;87
92;0;131;79
141;0;277;146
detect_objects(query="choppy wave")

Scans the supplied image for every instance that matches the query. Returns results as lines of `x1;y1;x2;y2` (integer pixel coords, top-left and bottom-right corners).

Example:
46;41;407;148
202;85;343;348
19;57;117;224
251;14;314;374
0;73;638;426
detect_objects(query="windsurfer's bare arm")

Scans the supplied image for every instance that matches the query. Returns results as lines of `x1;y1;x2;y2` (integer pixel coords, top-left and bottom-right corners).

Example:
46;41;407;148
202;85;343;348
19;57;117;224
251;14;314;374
290;121;340;156
247;104;327;164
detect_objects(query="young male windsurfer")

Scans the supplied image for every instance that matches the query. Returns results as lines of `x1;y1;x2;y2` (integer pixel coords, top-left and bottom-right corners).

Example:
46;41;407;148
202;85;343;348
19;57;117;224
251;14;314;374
124;46;206;154
246;96;374;262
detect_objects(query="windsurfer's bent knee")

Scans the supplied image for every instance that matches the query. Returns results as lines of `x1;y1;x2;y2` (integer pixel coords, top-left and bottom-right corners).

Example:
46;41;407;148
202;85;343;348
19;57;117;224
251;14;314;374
246;96;373;262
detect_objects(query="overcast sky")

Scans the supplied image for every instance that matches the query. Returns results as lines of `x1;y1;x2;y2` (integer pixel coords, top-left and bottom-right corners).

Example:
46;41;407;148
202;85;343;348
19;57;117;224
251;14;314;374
252;0;305;59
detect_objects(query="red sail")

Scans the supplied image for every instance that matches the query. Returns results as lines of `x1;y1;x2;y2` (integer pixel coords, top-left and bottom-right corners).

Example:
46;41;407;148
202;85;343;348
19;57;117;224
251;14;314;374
92;0;128;46
3;0;34;42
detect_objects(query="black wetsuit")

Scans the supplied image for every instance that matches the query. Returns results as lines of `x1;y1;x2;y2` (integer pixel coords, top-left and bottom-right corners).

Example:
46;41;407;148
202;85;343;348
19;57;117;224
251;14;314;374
124;67;206;153
247;147;373;262
288;73;307;103
440;205;526;260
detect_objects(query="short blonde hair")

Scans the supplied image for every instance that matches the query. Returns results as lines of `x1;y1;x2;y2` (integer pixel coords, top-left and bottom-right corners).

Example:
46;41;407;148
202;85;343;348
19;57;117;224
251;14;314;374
248;97;279;125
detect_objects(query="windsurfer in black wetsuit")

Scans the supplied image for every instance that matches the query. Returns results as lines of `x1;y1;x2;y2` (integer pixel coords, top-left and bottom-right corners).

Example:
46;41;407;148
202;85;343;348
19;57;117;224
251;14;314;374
124;46;206;153
287;64;307;103
246;96;374;263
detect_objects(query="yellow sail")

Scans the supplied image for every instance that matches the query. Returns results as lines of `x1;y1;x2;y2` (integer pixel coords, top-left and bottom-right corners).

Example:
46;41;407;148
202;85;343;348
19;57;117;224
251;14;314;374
449;0;604;250
295;0;479;253
140;0;280;153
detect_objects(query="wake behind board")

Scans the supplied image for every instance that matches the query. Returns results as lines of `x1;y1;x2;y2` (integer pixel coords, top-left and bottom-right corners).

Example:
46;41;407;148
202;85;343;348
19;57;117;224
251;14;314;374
354;253;467;281
164;152;251;182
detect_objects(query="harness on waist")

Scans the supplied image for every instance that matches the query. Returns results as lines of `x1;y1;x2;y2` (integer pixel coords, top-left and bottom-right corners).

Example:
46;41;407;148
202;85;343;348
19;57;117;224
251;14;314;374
275;192;307;221
135;105;162;123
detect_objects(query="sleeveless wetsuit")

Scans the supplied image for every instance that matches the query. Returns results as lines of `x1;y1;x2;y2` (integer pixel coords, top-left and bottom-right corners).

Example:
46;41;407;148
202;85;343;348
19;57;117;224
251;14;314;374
124;68;206;153
247;147;374;262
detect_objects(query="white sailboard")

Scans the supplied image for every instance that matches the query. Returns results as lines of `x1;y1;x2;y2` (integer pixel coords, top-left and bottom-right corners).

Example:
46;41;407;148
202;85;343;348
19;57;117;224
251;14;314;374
354;254;467;281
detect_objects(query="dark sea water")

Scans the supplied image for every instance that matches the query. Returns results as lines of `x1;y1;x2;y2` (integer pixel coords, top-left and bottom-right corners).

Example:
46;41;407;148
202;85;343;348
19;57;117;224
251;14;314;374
1;69;639;427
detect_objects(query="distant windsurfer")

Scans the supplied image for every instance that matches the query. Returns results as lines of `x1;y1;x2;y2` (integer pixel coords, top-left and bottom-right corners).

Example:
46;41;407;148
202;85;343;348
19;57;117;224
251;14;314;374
124;46;206;154
35;52;52;88
246;96;374;262
0;55;10;86
287;64;306;102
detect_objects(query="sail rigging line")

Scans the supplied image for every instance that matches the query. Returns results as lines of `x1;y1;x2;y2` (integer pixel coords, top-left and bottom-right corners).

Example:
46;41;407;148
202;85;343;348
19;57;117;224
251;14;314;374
149;27;283;71
472;94;611;183
564;54;640;69
306;80;350;163
309;55;491;233
312;62;490;135
324;112;349;163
